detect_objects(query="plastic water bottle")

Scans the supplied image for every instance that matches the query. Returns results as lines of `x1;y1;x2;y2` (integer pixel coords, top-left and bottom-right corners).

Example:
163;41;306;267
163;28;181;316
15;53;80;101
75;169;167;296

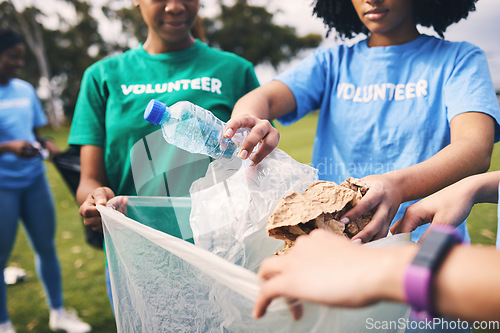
144;99;248;159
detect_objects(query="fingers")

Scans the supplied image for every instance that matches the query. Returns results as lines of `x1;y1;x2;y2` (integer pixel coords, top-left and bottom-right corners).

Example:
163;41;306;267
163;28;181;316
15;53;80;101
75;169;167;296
392;205;431;235
254;254;294;319
247;128;279;165
84;216;104;233
342;190;384;243
391;215;420;234
257;255;288;280
340;193;378;227
79;187;115;233
225;115;253;138
351;206;390;243
79;200;103;232
15;141;39;158
93;187;114;205
389;218;403;235
107;196;129;214
225;116;279;165
286;298;304;321
253;274;295;320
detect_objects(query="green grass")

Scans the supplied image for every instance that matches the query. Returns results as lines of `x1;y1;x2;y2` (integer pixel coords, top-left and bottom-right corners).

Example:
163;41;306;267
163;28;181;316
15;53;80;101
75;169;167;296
6;118;498;333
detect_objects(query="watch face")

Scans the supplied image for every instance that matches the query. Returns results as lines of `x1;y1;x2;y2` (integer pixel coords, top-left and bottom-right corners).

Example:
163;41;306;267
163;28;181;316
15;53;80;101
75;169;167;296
412;228;462;270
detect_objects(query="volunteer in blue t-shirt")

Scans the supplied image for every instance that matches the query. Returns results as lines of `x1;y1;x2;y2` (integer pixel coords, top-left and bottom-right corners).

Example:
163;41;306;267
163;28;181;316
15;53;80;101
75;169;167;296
0;28;90;333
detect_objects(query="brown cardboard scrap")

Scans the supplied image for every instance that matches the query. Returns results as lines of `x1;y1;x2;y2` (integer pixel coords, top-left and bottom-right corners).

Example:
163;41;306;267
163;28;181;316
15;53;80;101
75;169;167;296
267;178;373;254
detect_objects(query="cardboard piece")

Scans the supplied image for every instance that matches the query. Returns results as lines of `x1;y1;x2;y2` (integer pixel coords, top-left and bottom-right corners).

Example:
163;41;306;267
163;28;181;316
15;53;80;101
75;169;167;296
267;178;373;254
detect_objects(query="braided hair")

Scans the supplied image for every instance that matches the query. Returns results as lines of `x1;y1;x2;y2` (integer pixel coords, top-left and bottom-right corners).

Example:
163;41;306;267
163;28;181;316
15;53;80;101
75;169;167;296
312;0;478;39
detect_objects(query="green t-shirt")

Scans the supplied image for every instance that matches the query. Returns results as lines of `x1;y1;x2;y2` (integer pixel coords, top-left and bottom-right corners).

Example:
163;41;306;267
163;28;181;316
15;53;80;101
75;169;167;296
69;40;259;198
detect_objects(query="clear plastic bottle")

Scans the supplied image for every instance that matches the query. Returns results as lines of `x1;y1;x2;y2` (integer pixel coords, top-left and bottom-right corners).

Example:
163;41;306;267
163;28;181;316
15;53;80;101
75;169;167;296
144;99;248;159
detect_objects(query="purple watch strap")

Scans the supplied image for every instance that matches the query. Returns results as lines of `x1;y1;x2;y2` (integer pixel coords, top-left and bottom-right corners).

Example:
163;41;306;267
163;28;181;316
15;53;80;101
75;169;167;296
404;265;432;319
404;225;463;320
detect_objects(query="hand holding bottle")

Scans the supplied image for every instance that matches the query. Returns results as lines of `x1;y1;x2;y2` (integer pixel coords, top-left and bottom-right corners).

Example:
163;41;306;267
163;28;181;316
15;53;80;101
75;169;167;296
144;99;251;160
224;115;279;165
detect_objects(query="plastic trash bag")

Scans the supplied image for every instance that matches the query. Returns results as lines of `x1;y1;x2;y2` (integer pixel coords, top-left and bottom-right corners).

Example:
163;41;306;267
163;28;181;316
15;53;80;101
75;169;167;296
189;149;318;270
100;148;411;333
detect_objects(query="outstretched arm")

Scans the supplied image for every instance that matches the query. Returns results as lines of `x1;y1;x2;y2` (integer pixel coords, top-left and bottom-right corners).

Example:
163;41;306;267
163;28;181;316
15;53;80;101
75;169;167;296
0;140;39;157
341;112;495;242
390;171;500;238
254;229;500;322
77;145;115;233
224;80;296;165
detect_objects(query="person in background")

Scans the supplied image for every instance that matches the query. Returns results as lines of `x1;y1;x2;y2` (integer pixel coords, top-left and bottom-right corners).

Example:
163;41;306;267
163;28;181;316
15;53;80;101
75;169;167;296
253;171;500;323
0;28;91;333
68;0;259;310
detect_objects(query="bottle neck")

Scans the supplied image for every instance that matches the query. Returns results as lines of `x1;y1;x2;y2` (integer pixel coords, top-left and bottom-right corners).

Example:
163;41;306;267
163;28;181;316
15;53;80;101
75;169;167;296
159;108;171;124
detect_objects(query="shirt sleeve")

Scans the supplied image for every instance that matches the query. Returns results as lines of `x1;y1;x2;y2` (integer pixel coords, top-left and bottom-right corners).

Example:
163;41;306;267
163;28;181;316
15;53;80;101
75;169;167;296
68;66;107;146
244;64;260;93
444;43;500;141
275;48;328;126
31;85;47;129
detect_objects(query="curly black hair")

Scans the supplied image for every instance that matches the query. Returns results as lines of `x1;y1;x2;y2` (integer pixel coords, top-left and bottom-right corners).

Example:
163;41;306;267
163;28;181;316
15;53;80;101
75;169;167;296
312;0;478;39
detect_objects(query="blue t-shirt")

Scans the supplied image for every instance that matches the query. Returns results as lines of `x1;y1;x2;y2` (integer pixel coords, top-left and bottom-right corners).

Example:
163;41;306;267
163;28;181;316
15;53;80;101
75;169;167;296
276;35;500;241
497;181;500;248
0;78;47;189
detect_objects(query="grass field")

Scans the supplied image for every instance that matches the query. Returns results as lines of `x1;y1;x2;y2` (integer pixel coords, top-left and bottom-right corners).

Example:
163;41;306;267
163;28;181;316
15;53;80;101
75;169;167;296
5;117;499;333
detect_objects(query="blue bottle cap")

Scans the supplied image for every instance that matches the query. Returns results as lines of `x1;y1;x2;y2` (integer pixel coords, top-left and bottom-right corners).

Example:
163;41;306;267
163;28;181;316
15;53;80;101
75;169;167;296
144;99;167;125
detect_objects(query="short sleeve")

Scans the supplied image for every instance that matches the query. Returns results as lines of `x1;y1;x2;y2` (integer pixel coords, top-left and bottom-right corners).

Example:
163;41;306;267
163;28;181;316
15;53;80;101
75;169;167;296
31;85;47;129
444;44;500;141
275;48;328;126
244;63;260;93
68;66;107;146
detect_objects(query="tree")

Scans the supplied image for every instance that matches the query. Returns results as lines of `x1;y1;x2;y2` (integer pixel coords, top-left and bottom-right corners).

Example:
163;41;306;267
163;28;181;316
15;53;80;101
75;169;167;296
96;0;323;69
0;0;119;125
1;0;322;126
1;1;63;127
203;0;322;68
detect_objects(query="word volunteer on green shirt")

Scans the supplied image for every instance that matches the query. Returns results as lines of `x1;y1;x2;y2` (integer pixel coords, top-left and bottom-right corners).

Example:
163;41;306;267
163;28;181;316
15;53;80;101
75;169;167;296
69;40;260;198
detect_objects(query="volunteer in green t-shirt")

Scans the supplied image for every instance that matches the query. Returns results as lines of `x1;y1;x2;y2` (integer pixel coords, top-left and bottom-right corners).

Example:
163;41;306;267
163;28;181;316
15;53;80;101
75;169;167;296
68;0;259;309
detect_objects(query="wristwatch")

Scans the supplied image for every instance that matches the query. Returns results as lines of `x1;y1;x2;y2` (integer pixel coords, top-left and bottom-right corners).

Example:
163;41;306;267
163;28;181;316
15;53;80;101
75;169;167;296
404;225;463;319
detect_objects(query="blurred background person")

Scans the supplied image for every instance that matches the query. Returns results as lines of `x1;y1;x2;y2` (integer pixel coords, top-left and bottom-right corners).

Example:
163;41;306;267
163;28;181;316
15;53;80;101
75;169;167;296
0;28;90;333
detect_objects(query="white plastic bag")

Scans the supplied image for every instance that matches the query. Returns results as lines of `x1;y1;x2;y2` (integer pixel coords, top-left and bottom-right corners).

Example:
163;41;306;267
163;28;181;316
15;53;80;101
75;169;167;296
100;148;411;332
189;148;318;270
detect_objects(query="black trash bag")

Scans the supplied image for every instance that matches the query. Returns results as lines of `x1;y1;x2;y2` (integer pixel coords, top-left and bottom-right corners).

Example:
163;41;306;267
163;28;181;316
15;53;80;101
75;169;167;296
52;146;104;250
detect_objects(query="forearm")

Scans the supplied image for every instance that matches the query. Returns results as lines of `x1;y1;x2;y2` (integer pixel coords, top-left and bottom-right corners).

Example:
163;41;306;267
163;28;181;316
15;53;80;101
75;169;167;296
76;178;107;205
386;141;489;203
77;145;108;205
231;80;296;120
379;244;500;321
467;171;500;204
441;171;500;207
434;245;500;321
376;245;418;303
0;142;11;154
389;112;494;203
232;89;274;120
